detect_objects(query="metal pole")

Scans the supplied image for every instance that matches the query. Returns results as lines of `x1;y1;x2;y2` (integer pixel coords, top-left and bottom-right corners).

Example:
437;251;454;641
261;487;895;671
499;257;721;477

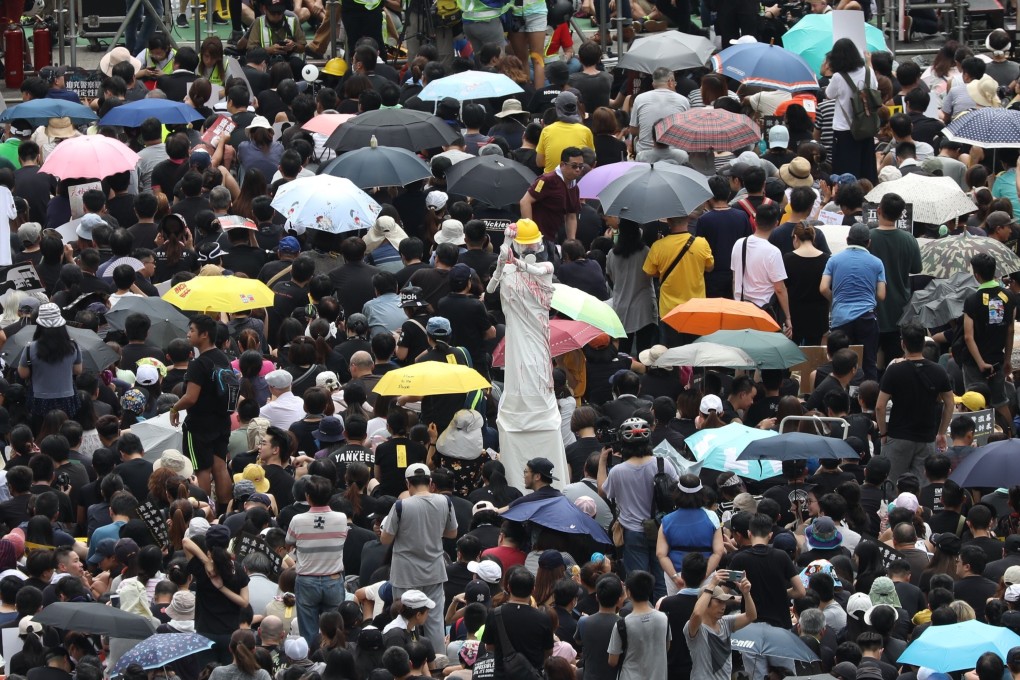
195;0;201;49
68;0;76;68
207;0;214;38
56;0;64;66
598;0;607;54
328;0;339;57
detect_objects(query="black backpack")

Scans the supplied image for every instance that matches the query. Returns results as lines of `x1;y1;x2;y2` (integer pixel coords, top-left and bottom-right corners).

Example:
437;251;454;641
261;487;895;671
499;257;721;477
212;365;241;413
840;69;883;141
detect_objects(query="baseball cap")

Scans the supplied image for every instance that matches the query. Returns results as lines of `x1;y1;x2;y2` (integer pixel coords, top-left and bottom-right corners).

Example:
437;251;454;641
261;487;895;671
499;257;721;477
769;124;790;149
278;235;301;253
846;591;874;620
405;462;431;479
114;537;139;564
135;364;160;386
467;560;502;584
1008;647;1020;667
472;500;497;514
955;391;986;411
283;637;309;660
189;149;212;171
40;65;67;82
17;222;41;244
700;394;724;414
400;589;436;609
539;549;565;569
449;263;472;290
233;479;256;500
1006;536;1020;555
707;586;738;601
266;370;293;389
87;538;117;565
893;492;919;512
400;286;428;308
464;580;491;605
425;317;451;337
1005;565;1020;585
18;297;39;314
987;211;1014;231
847;222;872;245
526;457;559;482
248;493;272;507
932;532;962;555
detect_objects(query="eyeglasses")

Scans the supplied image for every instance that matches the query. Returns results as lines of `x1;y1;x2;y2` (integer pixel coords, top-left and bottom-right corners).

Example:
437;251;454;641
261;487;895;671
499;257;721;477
564;163;585;170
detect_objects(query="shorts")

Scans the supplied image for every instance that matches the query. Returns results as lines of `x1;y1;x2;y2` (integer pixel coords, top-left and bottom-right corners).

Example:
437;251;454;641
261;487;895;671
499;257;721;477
509;10;547;31
183;420;230;471
962;361;1009;408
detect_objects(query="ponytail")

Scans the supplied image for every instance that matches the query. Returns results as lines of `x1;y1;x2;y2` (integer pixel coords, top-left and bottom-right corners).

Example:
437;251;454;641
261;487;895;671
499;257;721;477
230;630;260;675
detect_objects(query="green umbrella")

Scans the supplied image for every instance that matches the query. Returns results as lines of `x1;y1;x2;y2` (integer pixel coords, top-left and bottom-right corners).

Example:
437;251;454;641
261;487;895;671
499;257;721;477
920;234;1020;279
696;329;806;368
551;284;626;338
781;14;890;75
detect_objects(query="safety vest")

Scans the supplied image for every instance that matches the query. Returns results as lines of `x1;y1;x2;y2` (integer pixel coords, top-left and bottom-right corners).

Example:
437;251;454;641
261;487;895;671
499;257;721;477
352;0;383;11
144;48;176;75
261;15;298;47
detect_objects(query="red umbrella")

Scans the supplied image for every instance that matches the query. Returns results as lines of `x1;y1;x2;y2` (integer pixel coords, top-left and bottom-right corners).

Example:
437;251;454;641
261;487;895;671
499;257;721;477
492;319;604;368
301;113;356;136
654;109;761;153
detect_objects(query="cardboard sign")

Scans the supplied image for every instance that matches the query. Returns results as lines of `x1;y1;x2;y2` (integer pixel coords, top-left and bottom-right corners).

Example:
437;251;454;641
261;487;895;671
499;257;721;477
817;210;845;226
233;531;282;577
65;70;103;100
201;114;236;146
136;500;170;550
863;201;913;231
68;181;103;219
832;10;867;58
0;263;43;295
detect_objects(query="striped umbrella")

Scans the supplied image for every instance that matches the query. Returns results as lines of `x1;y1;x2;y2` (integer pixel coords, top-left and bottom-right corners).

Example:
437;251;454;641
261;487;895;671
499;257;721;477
710;43;818;92
654;109;761;152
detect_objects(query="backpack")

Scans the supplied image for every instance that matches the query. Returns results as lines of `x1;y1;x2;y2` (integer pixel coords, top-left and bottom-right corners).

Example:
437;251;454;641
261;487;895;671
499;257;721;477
839;70;883;141
736;197;774;230
212;365;241;413
642;457;679;541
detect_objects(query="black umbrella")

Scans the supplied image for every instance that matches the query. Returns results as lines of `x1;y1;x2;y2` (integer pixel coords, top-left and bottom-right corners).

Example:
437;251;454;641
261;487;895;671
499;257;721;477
445;155;537;207
34;602;157;639
318;143;432;189
736;432;851;461
2;325;119;373
105;296;191;351
325;109;460;153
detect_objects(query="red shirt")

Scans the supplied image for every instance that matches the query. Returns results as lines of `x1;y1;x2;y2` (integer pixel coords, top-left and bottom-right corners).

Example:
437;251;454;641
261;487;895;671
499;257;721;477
527;169;581;241
482;545;527;571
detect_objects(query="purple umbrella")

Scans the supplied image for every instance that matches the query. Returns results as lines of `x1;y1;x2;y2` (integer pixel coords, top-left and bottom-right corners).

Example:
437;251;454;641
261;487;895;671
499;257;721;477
578;161;643;200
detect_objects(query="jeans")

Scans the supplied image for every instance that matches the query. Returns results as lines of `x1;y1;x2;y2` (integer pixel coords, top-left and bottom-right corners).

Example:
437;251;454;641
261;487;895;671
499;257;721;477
125;0;159;55
392;583;446;654
834;313;880;381
622;527;666;600
295;574;346;646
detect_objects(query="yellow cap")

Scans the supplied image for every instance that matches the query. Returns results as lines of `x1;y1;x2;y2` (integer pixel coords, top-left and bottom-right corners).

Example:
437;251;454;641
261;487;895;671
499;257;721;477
514;218;542;245
954;391;986;411
322;57;348;77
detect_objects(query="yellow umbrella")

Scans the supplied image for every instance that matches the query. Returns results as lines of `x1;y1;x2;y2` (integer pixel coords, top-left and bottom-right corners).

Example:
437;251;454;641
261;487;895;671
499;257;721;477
374;361;491;396
161;275;275;313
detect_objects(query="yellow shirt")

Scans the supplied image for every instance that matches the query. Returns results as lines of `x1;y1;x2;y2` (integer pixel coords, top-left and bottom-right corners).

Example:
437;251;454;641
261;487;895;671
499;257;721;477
643;232;714;317
536;121;594;173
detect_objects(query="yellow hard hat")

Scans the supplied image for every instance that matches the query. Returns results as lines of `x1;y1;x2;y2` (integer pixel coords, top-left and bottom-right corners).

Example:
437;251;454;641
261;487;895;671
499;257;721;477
514;219;542;245
322;58;348;77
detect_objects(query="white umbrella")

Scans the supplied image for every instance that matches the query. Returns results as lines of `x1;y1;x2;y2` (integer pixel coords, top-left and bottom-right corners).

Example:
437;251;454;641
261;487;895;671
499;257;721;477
135;411;183;463
270;175;382;234
865;174;977;225
418;71;524;102
652;342;756;368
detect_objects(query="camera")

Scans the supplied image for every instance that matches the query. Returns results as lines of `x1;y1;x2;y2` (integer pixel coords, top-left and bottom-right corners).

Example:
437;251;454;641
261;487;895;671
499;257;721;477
56;472;70;489
595;418;620;453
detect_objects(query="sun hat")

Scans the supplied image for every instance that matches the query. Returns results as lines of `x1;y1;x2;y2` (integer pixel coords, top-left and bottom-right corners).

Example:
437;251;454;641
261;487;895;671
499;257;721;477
313;416;345;443
76;213;106;241
153;449;194;479
436;409;483;461
45;116;76;139
467;560;502;584
779;157;813;187
425;191;448;212
804;516;842;550
247;115;273;130
638;344;668;366
35;302;65;328
233;464;271;493
99;46;141;76
166;591;196;620
878;165;902;183
968;74;1002;108
435;219;466;246
869;576;902;607
495;98;528;118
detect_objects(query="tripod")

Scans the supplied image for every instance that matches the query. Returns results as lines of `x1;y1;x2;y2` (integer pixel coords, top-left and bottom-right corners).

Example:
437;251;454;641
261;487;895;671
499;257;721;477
392;0;453;65
110;0;178;50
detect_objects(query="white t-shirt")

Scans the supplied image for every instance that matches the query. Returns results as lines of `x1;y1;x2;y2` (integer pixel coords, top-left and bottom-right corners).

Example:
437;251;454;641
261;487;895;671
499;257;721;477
825;66;871;132
731;235;787;307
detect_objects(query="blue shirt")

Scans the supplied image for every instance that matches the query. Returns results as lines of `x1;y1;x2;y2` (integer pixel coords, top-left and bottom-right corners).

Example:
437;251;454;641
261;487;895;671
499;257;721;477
993;168;1020;217
823;246;886;327
87;519;126;562
363;292;406;338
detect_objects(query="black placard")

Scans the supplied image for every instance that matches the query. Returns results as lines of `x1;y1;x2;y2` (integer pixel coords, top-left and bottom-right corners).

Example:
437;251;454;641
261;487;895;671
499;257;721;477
136;500;169;550
65;70;103;100
862;201;914;231
233;531;283;578
0;263;43;295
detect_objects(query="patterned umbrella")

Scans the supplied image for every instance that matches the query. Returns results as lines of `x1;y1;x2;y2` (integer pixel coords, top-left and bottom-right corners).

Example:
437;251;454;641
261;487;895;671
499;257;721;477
864;174;977;225
942;106;1020;149
654;109;761;152
111;633;214;675
920;234;1020;278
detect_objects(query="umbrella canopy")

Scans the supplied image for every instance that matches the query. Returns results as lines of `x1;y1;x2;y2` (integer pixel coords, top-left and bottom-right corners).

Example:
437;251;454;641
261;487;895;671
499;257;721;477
419;71;524;101
949;439;1020;488
40;135;139;180
654;109;762;153
318;142;431;189
0;98;97;124
897;620;1020;671
35;602;156;639
730;623;820;661
710;43;818;92
943;108;1020;148
112;633;214;675
651;342;757;369
3;325;118;373
663;298;781;335
737;432;853;461
920;234;1020;278
98;99;203;126
501;495;612;544
161;275;275;313
864;174;977;225
106;297;191;350
134;410;183;458
898;272;978;327
578;161;643;199
445;155;537;208
551;284;626;337
597;162;713;223
326;108;460;152
492;319;603;367
301;113;356;137
782;13;890;74
685;424;783;481
374;361;491;396
697;329;806;369
271;175;382;234
617;31;715;74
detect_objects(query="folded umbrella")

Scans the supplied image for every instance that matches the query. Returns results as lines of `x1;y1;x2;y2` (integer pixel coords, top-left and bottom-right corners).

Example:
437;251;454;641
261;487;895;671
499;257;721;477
98;99;204;126
318;141;432;189
444;155;537;208
106;296;191;351
654;109;762;153
696;329;806;369
0;98;97;124
617;31;715;74
492;319;603;368
920;234;1020;278
40;135;140;180
730;622;820;661
271;175;382;234
112;633;214;675
2;325;118;373
501;495;612;544
942;108;1020;148
651;342;756;369
684;424;783;481
662;298;780;335
949;439;1020;488
374;361;491;396
326;108;460;152
418;71;524;102
34;602;156;639
710;43;818;92
897;620;1020;671
737;432;852;461
597;162;713;223
552;284;626;337
577;161;643;200
865;174;977;226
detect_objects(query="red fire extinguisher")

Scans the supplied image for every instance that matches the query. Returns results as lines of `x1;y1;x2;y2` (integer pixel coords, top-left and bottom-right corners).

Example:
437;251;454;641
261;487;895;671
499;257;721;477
4;21;24;88
32;19;49;72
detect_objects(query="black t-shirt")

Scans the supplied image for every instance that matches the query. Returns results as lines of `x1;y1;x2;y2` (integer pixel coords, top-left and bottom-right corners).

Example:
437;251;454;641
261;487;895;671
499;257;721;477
481;603;554;678
658;592;697;679
438;293;491;365
264;464;294;509
728;544;799;629
153;247;198;283
763;482;813;527
962;285;1016;365
894;581;926;619
270;279;309;331
187;557;250;636
373;437;427;497
964;536;1004;565
120;343;165;368
806;470;856;497
408;267;451;312
458;250;498;283
880;359;951;442
289;418;321;458
565;437;602;483
954;575;998;620
398;315;430;365
222;244;269;279
805;375;847;413
329;444;375;482
183;347;232;436
114;457;154;502
445;561;472;605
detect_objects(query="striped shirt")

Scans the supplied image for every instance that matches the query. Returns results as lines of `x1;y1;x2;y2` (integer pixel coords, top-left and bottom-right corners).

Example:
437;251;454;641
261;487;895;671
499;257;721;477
285;506;348;576
814;98;835;154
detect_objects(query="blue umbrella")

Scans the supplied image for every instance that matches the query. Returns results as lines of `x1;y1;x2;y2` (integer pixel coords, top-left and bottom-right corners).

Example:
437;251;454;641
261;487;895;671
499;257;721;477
710;43;818;92
943;108;1020;149
418;71;524;102
99;99;204;127
897;620;1020;671
112;633;214;676
737;432;852;462
949;439;1020;488
685;423;783;481
501;495;612;544
731;623;820;661
0;98;97;124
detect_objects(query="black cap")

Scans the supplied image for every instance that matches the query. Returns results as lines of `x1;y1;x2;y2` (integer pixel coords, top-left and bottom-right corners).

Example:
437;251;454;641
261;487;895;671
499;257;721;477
526;457;559;482
40;65;67;83
1008;647;1020;667
1006;535;1020;553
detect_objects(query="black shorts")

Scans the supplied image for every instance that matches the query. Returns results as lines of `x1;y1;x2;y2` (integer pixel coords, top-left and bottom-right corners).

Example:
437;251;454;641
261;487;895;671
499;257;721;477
182;420;230;471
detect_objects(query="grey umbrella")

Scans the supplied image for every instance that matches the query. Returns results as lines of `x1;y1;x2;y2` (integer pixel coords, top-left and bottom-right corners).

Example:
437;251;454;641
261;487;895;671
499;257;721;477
318;139;432;189
597;162;712;223
34;602;157;639
898;272;978;328
105;296;191;351
617;31;716;74
2;325;119;373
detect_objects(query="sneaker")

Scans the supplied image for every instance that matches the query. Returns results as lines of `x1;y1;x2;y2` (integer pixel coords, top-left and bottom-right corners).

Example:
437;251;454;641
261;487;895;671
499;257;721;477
642;18;667;31
227;28;243;43
212;11;228;23
176;12;188;26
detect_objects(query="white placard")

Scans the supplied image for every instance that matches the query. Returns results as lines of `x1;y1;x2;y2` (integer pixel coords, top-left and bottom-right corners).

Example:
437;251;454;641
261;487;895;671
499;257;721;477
817;210;845;225
3;626;23;661
68;181;103;220
832;10;867;58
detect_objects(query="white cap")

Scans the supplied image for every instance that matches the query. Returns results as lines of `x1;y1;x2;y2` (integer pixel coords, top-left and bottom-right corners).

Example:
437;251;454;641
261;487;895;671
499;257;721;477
467;560;503;584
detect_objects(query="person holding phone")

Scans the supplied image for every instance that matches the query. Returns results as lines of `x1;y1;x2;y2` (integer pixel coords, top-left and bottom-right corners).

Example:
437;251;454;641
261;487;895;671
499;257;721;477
656;474;724;597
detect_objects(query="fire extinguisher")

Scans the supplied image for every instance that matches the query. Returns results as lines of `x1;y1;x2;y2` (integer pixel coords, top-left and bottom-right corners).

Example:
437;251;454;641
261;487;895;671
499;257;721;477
32;19;49;72
4;21;24;88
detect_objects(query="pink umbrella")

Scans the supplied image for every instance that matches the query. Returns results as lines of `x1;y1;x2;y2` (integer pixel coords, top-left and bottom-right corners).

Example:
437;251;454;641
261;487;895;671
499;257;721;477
492;319;605;368
40;135;139;180
577;161;643;200
302;113;356;136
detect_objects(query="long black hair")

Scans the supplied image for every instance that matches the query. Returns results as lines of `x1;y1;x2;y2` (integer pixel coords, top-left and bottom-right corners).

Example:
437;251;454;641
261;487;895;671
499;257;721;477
32;324;75;363
612;220;645;258
829;38;865;73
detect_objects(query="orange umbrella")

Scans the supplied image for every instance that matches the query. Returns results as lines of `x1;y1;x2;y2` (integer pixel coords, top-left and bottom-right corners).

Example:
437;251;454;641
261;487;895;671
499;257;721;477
663;298;780;335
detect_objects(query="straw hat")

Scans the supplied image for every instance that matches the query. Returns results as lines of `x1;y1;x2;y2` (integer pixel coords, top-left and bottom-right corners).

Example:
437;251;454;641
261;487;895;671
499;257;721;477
45;117;76;139
779;157;813;188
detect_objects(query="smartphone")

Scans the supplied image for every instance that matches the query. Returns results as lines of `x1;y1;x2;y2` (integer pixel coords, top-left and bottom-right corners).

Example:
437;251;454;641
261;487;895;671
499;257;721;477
728;570;744;582
109;593;120;609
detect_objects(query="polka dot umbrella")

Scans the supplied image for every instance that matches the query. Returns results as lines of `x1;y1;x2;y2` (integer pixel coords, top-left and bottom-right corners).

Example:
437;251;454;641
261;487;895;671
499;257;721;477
943;108;1020;148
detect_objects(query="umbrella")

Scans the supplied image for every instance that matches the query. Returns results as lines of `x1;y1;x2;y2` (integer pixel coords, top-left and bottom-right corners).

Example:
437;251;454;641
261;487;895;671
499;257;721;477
374;361;491;396
34;602;156;639
654;109;762;153
302;113;356;137
617;31;716;74
318;140;432;189
492;319;604;368
98;99;203;126
662;298;781;335
578;161;643;200
949;439;1020;488
271;175;382;234
219;215;257;231
710;43;818;92
898;272;978;327
782;13;890;75
920;234;1020;278
730;622;820;661
0;98;97;124
737;432;853;461
418;71;524;101
112;633;214;675
161;275;275;313
501;495;612;544
897;620;1020;671
2;325;118;373
551;284;626;337
697;329;807;369
326;108;460;153
106;297;191;351
864;174;977;225
685;424;783;481
942;108;1020;148
597;162;713;223
444;155;537;208
40;136;139;180
136;410;183;460
651;342;757;369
